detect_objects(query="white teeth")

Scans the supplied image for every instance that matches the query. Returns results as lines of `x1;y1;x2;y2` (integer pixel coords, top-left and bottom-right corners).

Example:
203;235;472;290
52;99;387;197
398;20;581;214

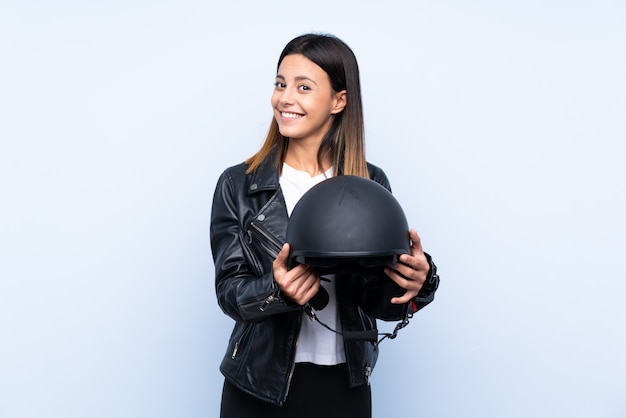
281;112;302;119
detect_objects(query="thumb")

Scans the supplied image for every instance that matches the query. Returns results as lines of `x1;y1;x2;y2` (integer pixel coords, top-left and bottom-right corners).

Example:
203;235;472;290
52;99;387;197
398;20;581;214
275;243;290;265
273;243;290;278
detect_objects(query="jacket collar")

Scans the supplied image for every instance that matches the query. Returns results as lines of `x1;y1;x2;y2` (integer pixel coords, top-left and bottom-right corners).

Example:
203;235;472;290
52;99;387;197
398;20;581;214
247;146;361;193
247;145;281;194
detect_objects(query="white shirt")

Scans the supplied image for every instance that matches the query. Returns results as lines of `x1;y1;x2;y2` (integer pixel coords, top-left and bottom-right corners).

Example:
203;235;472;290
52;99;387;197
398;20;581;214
279;163;346;365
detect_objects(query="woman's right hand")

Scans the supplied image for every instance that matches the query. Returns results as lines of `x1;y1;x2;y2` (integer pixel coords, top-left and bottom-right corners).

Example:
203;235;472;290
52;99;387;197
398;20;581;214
273;243;320;305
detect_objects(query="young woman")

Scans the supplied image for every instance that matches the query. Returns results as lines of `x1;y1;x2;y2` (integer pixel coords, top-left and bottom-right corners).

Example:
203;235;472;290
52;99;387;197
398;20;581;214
210;33;439;418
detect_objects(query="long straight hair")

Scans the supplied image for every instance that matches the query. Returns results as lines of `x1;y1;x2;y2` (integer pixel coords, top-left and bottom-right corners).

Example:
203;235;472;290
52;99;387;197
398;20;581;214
245;33;369;178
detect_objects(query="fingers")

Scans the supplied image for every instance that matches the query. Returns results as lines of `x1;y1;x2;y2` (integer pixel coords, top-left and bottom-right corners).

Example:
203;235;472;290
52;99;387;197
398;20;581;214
385;267;422;304
409;228;424;255
390;291;419;305
283;269;320;305
398;228;428;271
285;265;320;303
384;228;428;305
273;243;320;305
293;274;321;305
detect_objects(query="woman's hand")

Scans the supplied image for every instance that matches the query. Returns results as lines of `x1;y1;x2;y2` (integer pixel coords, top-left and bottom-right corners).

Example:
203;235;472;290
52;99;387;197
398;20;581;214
273;243;321;305
385;228;429;304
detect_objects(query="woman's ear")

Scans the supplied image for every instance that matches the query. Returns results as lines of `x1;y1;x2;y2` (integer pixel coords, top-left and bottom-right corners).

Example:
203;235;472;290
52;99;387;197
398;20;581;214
331;90;347;114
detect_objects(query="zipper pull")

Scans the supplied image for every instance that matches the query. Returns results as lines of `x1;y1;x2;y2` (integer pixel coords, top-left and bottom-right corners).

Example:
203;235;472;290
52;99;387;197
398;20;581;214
364;365;372;385
260;292;279;312
304;304;316;321
231;342;240;359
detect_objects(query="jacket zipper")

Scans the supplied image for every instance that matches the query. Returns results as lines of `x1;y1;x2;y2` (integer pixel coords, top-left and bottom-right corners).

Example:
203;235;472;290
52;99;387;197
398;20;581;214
231;341;240;359
231;323;253;360
283;312;302;404
248;221;284;312
247;221;283;260
247;219;299;402
260;292;280;312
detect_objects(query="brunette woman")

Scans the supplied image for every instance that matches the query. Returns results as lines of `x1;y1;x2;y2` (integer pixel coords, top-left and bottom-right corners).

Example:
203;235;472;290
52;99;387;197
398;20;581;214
210;33;439;418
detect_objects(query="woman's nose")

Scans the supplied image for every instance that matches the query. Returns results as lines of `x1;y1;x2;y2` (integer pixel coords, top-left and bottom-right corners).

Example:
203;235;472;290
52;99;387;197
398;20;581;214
278;87;295;105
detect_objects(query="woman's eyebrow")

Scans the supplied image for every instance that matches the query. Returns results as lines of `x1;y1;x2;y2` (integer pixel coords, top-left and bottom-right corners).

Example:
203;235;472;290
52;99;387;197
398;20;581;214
294;76;318;85
275;74;318;86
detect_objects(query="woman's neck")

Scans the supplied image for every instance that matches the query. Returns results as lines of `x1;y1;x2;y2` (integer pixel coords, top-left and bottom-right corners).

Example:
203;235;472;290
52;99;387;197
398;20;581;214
284;141;330;177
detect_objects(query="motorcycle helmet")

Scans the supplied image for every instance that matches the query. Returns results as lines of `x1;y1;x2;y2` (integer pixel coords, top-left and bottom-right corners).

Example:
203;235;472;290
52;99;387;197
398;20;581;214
286;175;410;275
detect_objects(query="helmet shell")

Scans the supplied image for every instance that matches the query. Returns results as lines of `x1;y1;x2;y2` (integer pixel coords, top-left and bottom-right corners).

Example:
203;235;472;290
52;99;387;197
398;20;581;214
286;175;410;273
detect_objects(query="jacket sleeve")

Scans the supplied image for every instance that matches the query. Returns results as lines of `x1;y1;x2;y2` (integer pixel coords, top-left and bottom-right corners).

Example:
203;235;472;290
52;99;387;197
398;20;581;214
410;252;439;313
210;169;300;323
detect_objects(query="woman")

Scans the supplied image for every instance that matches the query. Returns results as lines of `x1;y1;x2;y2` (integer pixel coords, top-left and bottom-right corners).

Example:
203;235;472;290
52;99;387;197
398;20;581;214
210;33;439;418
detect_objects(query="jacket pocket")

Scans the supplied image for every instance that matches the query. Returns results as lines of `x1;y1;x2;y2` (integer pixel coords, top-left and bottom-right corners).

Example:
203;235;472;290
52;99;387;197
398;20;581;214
247;221;283;261
230;322;255;360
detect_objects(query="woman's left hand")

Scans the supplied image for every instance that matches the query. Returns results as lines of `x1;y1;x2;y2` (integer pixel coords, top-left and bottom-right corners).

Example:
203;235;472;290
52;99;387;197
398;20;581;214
384;228;429;304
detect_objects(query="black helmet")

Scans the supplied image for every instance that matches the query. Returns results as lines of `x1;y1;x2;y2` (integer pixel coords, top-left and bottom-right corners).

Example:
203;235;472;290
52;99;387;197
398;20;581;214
286;175;410;274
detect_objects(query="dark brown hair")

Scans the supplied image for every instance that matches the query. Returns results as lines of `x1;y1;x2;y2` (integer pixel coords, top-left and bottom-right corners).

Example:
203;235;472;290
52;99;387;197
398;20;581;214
245;33;368;178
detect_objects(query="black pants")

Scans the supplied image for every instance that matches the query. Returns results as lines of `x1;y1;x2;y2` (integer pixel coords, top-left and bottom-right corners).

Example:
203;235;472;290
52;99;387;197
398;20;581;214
220;363;372;418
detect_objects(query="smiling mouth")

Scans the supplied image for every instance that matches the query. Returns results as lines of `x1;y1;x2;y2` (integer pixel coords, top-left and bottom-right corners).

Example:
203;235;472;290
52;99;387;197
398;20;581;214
281;111;303;119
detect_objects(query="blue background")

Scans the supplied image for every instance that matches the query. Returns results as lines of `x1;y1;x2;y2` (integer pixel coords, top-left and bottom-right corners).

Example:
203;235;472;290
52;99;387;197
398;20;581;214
1;1;625;417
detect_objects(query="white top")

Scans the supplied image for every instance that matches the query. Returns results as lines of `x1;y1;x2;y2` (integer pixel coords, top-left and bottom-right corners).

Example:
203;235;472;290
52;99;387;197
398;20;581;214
279;163;346;365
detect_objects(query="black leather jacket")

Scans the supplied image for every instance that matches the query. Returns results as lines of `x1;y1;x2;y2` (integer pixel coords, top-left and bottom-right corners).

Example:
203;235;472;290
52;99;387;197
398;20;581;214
210;150;439;406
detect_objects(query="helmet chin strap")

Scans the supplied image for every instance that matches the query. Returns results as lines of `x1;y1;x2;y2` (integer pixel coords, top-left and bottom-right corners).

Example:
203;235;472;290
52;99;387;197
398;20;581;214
303;302;414;346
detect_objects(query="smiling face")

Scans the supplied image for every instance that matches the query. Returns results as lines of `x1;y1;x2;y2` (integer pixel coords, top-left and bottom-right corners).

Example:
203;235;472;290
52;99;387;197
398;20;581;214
271;54;346;146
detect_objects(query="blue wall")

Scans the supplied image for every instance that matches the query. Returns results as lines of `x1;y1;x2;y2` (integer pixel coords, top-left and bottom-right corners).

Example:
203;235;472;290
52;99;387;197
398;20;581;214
1;1;625;417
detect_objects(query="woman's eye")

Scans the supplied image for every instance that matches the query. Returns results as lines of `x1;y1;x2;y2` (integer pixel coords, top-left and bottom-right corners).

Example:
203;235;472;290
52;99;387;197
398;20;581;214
298;85;310;91
274;82;286;89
